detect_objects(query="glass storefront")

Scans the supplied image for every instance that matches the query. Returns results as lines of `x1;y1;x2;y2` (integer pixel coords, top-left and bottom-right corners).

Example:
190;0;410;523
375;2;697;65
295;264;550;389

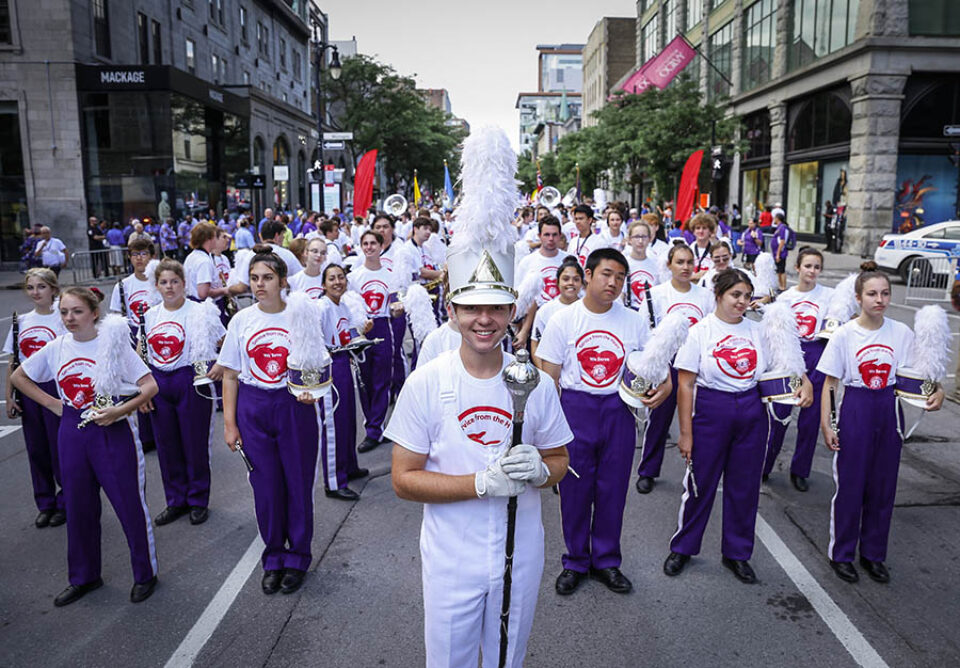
273;137;289;209
787;161;819;233
0;102;29;261
742;167;770;222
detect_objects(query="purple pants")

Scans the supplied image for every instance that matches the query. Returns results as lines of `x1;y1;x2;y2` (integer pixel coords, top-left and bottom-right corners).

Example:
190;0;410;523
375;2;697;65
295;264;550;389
21;380;63;511
390;314;406;398
670;386;768;560
637;367;679;479
829;386;902;563
126;327;156;448
150;365;213;508
320;354;360;490
237;384;320;571
558;389;636;572
59;405;158;586
358;317;393;442
763;340;825;478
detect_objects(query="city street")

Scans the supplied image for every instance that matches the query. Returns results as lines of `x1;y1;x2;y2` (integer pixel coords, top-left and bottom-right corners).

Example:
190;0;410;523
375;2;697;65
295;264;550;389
0;257;959;667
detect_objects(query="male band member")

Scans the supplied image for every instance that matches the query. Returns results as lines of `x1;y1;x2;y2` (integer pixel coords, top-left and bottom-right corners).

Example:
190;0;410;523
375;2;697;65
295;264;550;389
538;247;671;595
514;215;571;346
569;204;605;269
372;214;410;399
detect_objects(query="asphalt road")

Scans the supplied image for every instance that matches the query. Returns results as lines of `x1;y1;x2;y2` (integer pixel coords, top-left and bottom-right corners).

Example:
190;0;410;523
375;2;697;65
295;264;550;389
1;260;959;667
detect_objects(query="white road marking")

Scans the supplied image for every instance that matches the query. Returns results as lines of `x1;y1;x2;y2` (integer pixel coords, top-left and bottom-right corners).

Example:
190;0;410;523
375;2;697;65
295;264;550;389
756;514;890;668
0;425;21;438
164;534;264;668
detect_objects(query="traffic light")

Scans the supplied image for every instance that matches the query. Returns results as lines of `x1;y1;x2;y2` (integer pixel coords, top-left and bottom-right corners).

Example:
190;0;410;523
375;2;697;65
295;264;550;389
711;146;725;182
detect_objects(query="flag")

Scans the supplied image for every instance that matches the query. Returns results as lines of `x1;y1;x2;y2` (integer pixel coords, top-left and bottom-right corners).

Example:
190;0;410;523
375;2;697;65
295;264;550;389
443;160;455;210
575;163;581;205
353;149;378;219
413;170;422;207
533;160;542;202
676;149;704;225
621;35;697;94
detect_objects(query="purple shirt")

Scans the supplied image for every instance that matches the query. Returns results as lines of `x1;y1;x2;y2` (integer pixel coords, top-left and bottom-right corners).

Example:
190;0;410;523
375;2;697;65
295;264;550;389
742;227;764;255
177;221;194;247
773;223;790;260
160;223;178;250
106;229;125;246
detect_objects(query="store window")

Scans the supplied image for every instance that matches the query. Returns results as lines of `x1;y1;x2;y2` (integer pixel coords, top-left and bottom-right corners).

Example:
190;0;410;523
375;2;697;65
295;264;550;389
787;88;851;152
642;15;659;63
688;0;704;28
663;0;677;41
152;20;162;64
0;0;11;45
909;0;960;35
789;0;859;70
186;39;196;75
137;13;149;65
707;21;733;101
273;136;290;208
0;102;28;261
743;109;771;160
742;0;776;91
742;168;770;221
787;161;819;233
93;0;111;59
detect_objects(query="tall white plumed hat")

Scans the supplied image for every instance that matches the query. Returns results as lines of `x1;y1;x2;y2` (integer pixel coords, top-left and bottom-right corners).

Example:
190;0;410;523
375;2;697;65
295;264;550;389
446;126;518;306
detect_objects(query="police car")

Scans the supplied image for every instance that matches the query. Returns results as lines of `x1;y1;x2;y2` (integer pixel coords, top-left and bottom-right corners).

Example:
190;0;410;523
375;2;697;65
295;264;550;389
874;220;960;283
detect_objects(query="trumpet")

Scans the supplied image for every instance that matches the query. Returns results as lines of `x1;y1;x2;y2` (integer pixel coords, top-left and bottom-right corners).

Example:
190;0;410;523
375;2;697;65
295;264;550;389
384;194;408;217
538;186;561;208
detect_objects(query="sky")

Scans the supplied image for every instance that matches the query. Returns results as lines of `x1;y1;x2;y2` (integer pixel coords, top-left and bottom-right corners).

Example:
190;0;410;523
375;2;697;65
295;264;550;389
328;0;637;151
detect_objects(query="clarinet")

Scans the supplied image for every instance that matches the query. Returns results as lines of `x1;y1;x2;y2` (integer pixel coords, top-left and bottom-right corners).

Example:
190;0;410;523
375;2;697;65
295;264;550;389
136;305;149;364
118;279;128;318
10;311;20;411
829;386;839;438
644;282;656;330
624;274;632;309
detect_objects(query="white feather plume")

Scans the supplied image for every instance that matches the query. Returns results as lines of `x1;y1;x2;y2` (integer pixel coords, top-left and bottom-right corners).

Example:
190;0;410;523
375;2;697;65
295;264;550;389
93;314;134;397
912;305;950;381
631;311;690;386
402;284;437;344
514;270;543;320
761;301;807;376
656;247;673;284
752;253;777;297
186;299;223;363
341;290;369;331
286;291;331;370
392;245;417;292
449;126;518;256
824;273;859;320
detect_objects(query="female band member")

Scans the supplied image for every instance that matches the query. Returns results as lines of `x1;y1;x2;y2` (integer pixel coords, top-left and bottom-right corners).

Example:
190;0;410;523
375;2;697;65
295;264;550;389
697;241;733;290
763;247;833;491
143;259;226;526
216;247;323;596
183;223;229;301
818;262;944;584
4;268;67;527
636;244;714;494
12;288;160;606
531;257;583;366
664;269;812;582
623;219;660;311
287;237;329;299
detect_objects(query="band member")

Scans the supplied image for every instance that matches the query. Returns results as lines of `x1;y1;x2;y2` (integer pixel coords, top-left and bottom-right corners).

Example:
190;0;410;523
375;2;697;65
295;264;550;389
12;288;159;606
688;213;716;282
636;244;715;494
818;262;944;584
4;268;67;527
417;307;461;366
216;247;323;595
143;259;226;526
183;223;229;302
570;204;606;268
372;214;410;399
763;248;834;491
663;269;812;583
697;240;733;290
643;213;669;260
623;220;660;310
531;258;582;366
514;215;570;346
538;248;671;595
287;237;329;299
407;217;445;322
599;207;626;251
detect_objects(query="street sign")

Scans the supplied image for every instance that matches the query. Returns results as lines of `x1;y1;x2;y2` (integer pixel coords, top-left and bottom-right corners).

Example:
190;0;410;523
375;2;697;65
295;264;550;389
323;132;353;141
322;141;345;151
945;126;960;137
273;165;289;181
251;174;266;189
235;175;250;189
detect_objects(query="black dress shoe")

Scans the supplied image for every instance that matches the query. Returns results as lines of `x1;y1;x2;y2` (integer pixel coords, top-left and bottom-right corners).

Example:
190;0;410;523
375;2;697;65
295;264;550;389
280;569;306;594
154;505;189;526
831;560;859;583
130;576;158;603
347;468;369;481
324;487;360;501
189;506;209;525
761;473;770;483
48;509;66;527
790;474;809;492
54;578;103;607
555;569;586;595
858;557;890;583
141;441;157;454
590;567;633;593
663;552;690;577
261;569;284;595
35;510;54;528
357;437;380;453
722;557;757;584
635;476;655;494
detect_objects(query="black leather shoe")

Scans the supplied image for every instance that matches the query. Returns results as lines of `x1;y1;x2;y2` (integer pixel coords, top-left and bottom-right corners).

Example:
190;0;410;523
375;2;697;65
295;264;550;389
761;473;770;483
325;487;360;501
635;476;655;494
280;569;306;594
189;507;209;525
722;557;757;584
35;510;54;528
357;437;380;453
663;552;690;577
347;468;369;481
791;474;809;492
54;578;103;607
590;567;633;593
555;569;586;595
48;509;66;527
831;560;859;583
130;576;157;603
261;569;284;595
859;557;890;583
154;505;189;526
141;441;157;454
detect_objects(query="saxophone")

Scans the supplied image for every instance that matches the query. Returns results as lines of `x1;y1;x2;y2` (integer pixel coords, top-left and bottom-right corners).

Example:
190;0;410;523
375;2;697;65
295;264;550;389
220;268;240;318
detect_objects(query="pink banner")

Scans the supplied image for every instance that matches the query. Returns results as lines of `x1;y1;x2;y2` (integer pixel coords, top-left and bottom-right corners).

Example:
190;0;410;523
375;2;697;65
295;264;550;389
620;35;696;94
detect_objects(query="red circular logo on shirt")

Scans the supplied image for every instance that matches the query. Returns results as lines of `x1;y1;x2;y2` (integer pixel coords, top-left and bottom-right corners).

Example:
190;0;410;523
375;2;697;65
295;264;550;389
712;334;758;380
128;290;150;324
336;317;351;345
856;343;894;389
540;265;560;301
630;270;655;305
18;325;56;358
305;286;325;300
458;405;513;449
361;279;388;314
57;357;96;409
575;330;626;388
667;302;704;326
791;300;820;340
246;327;290;384
148;321;186;364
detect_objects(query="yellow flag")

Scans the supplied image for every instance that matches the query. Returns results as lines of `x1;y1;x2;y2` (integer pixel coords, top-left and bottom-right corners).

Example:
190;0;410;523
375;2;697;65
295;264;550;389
413;170;422;207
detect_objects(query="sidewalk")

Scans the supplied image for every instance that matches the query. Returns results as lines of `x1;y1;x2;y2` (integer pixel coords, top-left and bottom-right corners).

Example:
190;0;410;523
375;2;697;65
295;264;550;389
0;269;118;290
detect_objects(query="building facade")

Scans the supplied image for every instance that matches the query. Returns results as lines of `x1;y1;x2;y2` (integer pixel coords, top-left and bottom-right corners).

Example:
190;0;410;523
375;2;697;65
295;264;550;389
582;17;637;128
516;44;584;155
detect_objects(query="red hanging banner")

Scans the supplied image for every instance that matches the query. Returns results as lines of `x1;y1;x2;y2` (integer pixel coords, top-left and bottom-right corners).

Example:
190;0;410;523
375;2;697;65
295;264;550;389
675;149;704;226
353;149;378;218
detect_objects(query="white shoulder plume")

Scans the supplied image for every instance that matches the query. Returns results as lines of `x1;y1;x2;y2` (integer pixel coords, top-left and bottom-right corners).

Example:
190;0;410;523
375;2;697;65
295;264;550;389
402;284;438;344
186;299;223;363
631;311;690;386
911;305;950;381
824;273;859;320
761;301;807;375
514;270;543;321
94;314;134;397
752;253;777;297
286;291;331;369
341;290;369;331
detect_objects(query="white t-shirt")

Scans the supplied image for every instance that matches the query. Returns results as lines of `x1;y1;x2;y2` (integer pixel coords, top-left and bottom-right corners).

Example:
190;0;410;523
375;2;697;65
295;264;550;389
816;318;915;390
532;298;575;342
650;281;715;326
776;283;835;342
109;274;159;327
347;265;397;318
38;238;67;267
288;271;326;300
600;227;626;252
143;300;226;371
407;239;443;276
212;254;231;289
425;234;447;265
674;313;767;393
3;310;67;359
217;304;294;390
624;255;660;309
572;232;606;268
379;238;404;271
516;250;572;306
269;243;305;277
417;322;461;366
318;296;356;347
326;241;344;267
183;249;216;299
537;300;649;395
21;333;149;409
647;238;669;260
688;242;714;273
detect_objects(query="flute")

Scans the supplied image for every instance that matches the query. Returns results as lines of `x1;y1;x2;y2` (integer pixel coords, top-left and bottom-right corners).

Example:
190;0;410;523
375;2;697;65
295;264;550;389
829;386;839;438
10;311;20;411
644;282;656;330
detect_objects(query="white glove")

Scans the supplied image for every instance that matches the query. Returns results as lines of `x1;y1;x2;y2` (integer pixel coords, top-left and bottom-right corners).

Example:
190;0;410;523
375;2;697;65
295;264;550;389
475;459;526;498
500;444;550;487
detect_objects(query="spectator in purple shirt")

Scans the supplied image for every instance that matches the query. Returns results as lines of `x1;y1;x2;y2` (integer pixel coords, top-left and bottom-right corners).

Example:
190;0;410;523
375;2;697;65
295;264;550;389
738;217;765;271
298;211;318;237
160;217;178;257
177;216;194;260
106;221;126;275
772;213;794;291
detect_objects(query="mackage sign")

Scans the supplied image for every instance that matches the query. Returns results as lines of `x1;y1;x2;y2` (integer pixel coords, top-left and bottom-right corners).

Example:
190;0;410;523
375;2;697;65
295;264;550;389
100;70;146;84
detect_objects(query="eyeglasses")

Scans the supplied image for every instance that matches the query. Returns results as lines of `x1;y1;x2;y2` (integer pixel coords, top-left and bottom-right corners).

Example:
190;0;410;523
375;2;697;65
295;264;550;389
130;251;151;258
629;234;650;240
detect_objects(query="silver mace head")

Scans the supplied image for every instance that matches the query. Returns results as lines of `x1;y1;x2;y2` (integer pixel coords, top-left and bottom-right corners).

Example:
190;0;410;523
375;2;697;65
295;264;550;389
502;348;539;422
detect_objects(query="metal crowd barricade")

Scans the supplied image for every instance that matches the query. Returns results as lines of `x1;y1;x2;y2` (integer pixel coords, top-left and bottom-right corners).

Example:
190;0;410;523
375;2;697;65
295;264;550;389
904;255;958;304
70;248;127;285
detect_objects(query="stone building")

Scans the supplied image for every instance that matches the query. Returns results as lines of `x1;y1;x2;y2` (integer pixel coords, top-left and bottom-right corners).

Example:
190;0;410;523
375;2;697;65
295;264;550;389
622;0;960;254
582;17;637;128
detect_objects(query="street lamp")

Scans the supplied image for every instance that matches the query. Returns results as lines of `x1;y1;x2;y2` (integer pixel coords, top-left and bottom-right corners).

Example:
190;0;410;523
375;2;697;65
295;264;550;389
312;23;341;206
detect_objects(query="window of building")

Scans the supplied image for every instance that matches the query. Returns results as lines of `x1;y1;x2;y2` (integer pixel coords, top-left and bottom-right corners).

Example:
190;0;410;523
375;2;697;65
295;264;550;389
642;15;659;63
282;92;288;103
742;0;776;91
211;54;219;82
279;36;286;69
743;109;772;160
0;101;29;260
909;0;960;35
257;22;269;58
208;0;222;24
707;21;733;100
220;56;226;82
243;71;250;85
664;0;677;41
787;88;851;151
239;6;248;42
152;20;162;64
137;13;149;65
93;0;111;59
0;0;11;44
293;50;301;79
688;0;704;28
789;0;859;70
186;38;196;74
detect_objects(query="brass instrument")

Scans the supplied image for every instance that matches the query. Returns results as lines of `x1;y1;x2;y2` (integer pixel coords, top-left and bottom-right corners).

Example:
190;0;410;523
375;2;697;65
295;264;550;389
220;268;240;317
561;187;579;208
384;194;408;217
538;186;561;208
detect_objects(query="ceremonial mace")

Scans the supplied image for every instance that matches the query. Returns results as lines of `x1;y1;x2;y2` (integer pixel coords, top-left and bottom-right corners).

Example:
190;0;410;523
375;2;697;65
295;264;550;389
499;348;539;668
